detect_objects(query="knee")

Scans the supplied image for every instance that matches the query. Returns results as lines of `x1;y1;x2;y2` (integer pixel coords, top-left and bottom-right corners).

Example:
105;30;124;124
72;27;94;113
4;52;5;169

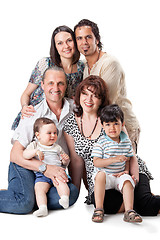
95;171;106;183
16;195;35;214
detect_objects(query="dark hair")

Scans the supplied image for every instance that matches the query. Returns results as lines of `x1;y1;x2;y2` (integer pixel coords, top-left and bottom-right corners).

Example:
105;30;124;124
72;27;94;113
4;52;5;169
34;117;56;133
74;75;110;117
74;19;103;50
50;25;80;67
100;104;124;124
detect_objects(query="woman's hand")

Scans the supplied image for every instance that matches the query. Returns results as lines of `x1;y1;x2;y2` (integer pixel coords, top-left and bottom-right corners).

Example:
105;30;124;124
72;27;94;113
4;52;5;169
21;105;36;119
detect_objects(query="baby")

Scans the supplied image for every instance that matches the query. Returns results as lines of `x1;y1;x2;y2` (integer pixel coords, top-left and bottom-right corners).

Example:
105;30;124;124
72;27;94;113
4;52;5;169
23;117;70;217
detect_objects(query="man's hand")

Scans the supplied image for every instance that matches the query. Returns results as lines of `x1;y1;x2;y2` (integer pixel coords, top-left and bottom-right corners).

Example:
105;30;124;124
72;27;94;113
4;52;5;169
44;165;68;186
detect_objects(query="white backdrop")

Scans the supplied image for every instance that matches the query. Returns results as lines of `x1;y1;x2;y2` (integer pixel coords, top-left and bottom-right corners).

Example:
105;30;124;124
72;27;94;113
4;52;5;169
0;0;160;239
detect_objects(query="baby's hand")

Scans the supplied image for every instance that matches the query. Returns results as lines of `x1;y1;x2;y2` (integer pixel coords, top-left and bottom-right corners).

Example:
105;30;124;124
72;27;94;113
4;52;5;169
60;153;70;166
36;150;44;161
114;155;129;163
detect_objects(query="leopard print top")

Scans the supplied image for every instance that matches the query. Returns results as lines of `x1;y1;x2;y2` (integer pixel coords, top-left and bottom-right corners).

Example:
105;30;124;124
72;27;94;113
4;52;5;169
64;113;104;203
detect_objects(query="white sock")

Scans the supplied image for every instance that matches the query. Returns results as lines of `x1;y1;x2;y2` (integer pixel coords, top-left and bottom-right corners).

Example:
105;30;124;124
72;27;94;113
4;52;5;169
33;205;48;217
59;195;69;209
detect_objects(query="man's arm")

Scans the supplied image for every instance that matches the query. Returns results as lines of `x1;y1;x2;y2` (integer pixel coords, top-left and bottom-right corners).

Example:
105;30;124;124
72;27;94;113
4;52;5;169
10;141;68;184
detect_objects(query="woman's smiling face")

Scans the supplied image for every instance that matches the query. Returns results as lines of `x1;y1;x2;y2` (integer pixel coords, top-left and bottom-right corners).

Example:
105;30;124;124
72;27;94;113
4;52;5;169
80;86;102;114
54;31;75;60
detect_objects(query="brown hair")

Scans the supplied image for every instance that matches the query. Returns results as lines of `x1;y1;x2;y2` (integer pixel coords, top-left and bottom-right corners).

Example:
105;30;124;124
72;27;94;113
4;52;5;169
74;75;110;117
50;25;80;67
34;117;56;133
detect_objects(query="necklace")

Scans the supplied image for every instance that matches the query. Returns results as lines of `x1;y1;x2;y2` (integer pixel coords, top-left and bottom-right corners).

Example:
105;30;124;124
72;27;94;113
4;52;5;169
86;50;101;72
80;115;98;139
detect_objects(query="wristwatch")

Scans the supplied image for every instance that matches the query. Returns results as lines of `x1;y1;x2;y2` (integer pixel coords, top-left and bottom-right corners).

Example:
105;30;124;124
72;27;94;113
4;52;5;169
38;163;47;173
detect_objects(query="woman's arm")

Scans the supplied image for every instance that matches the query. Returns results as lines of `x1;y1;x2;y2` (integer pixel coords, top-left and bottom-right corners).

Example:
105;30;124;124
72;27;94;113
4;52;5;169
64;131;84;191
20;82;37;118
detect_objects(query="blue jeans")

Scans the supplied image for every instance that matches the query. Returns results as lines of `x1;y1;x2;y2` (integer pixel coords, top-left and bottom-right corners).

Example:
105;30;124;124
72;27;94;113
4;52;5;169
0;163;79;214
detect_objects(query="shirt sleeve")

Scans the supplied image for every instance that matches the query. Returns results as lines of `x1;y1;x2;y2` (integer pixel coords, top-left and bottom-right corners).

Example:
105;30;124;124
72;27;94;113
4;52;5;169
11;116;35;148
126;143;134;157
26;141;37;150
91;142;103;159
56;144;66;155
100;56;140;143
29;57;50;85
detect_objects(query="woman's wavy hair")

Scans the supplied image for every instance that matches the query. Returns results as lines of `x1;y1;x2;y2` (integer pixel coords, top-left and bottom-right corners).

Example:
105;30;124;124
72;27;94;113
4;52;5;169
50;25;80;67
74;75;110;117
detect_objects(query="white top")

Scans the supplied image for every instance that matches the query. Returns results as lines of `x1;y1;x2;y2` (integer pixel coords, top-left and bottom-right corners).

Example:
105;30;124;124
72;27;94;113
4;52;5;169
83;53;140;146
12;97;74;154
26;141;65;166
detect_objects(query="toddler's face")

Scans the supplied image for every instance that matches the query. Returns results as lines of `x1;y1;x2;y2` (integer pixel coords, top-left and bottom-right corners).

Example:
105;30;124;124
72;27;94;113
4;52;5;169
102;119;124;142
36;123;57;146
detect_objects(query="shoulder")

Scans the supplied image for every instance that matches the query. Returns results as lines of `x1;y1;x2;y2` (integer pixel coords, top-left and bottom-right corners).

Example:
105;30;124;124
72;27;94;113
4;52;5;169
54;143;65;153
33;99;46;112
37;57;50;64
93;135;106;147
34;57;52;70
64;112;75;125
26;141;37;149
98;53;123;73
120;131;132;143
63;113;76;133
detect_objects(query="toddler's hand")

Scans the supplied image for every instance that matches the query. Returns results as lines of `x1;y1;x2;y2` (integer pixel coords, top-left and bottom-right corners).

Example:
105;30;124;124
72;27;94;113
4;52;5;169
114;155;129;163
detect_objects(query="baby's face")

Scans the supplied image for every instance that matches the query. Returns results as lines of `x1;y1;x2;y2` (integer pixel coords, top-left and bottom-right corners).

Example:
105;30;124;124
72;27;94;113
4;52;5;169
36;123;57;146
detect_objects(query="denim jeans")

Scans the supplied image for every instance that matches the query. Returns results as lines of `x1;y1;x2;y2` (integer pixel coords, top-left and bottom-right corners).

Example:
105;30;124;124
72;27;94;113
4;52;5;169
0;163;79;214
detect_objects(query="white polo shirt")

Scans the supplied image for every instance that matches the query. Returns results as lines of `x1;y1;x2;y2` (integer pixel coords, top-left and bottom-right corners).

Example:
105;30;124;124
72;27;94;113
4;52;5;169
11;97;74;154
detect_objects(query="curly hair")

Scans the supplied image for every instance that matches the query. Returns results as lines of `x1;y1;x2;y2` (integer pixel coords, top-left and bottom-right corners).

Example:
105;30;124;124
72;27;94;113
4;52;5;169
74;19;103;50
74;75;110;117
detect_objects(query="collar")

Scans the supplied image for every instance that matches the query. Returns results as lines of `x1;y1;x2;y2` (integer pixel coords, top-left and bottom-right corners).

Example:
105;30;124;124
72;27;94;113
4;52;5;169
104;131;128;143
42;97;73;123
84;52;107;66
37;141;56;150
